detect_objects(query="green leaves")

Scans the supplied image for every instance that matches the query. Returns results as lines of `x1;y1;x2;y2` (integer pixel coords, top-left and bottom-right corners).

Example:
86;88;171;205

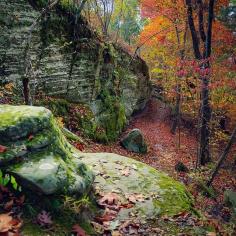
0;170;19;191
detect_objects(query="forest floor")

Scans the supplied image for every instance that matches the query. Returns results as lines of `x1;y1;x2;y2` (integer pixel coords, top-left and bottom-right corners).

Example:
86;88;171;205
0;98;235;235
85;98;236;234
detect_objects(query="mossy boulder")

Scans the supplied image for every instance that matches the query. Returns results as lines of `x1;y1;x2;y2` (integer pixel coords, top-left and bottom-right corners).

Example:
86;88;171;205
121;129;147;154
0;105;94;196
224;190;236;215
80;153;194;221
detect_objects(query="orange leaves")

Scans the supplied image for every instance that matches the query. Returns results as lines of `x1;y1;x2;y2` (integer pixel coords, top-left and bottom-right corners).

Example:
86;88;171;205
0;214;22;235
212;20;235;55
140;0;185;21
139;16;173;46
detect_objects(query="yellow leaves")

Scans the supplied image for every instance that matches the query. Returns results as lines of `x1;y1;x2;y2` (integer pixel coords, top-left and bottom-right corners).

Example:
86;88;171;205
139;16;172;46
56;117;64;128
4;83;14;92
0;82;15;97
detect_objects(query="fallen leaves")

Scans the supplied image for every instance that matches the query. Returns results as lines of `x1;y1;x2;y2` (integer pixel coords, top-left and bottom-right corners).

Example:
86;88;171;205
0;145;7;153
74;142;85;151
93;190;150;235
120;167;131;177
4;200;14;212
0;184;25;212
119;220;140;235
0;213;22;235
125;194;146;204
95;208;117;224
71;224;88;236
98;193;121;207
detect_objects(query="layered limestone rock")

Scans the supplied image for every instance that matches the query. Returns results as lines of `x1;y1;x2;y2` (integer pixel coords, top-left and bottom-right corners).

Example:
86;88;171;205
0;105;94;196
0;0;151;141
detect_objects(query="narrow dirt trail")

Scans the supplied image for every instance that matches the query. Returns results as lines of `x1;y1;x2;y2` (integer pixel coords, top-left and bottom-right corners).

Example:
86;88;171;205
86;99;198;176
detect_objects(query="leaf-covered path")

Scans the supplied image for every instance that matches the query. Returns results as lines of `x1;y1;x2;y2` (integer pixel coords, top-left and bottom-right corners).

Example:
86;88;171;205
86;98;197;175
85;98;236;232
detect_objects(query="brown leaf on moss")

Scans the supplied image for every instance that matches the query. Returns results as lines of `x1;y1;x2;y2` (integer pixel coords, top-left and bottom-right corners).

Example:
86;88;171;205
98;193;120;206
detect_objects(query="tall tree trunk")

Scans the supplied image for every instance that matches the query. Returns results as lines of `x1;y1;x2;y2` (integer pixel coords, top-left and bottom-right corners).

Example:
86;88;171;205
198;0;215;165
171;24;187;134
207;125;236;186
199;75;211;164
186;0;215;165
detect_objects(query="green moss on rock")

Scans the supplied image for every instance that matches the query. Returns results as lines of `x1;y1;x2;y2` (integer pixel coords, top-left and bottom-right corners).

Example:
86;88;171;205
80;153;194;218
0;105;94;197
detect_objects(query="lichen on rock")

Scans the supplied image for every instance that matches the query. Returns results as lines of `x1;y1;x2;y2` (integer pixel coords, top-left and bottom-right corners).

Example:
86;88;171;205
0;105;94;196
80;153;194;221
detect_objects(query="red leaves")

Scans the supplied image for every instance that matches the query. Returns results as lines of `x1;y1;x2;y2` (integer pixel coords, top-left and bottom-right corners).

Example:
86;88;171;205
3;200;14;212
28;135;34;141
71;224;88;236
95;208;117;224
74;142;85;151
0;145;7;153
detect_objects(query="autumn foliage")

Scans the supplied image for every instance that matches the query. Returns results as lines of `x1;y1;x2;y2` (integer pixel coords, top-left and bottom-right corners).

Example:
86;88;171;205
139;0;236;139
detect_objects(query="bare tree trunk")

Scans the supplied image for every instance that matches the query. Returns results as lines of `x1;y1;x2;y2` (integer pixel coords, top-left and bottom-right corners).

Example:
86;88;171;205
198;0;215;165
207;125;236;186
186;0;215;165
171;84;181;134
198;75;211;164
171;23;187;134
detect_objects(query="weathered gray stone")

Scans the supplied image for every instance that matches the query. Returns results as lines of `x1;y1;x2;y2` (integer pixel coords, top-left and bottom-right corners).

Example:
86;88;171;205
0;0;151;142
121;129;147;154
80;153;193;221
0;105;94;196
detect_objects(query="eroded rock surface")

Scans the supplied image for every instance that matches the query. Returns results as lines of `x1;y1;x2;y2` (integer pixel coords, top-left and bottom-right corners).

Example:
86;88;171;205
80;153;193;222
0;105;94;196
0;0;151;142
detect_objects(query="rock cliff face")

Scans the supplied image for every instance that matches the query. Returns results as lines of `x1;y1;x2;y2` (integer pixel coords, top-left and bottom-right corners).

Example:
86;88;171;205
0;0;151;141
